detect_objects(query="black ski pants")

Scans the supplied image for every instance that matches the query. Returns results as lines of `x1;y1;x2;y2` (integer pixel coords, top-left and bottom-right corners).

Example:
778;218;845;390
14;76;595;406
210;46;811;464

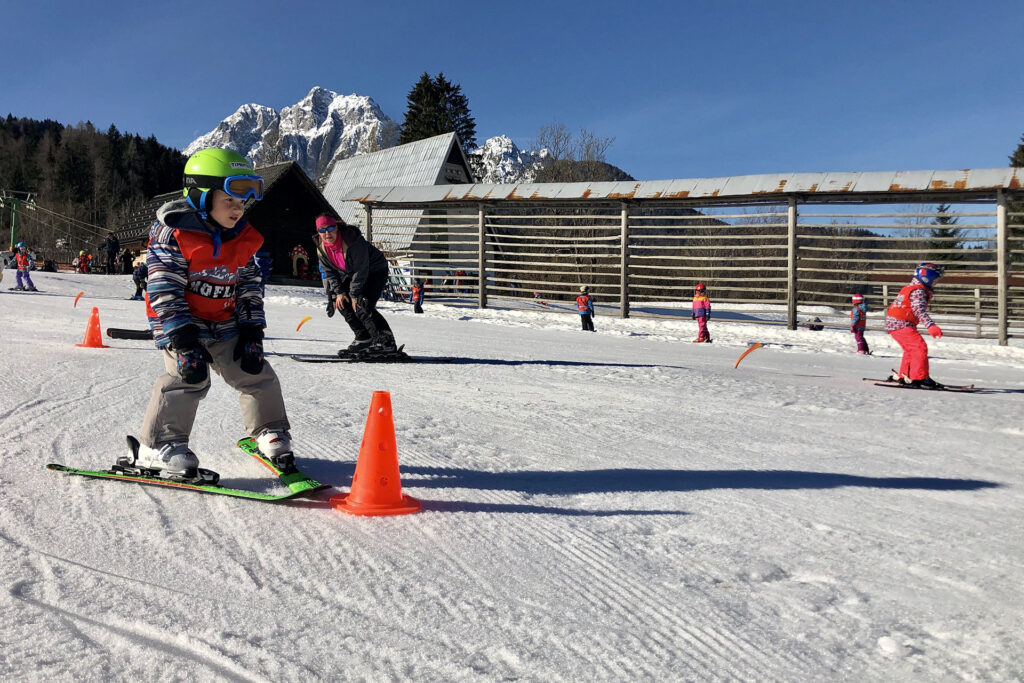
337;269;393;341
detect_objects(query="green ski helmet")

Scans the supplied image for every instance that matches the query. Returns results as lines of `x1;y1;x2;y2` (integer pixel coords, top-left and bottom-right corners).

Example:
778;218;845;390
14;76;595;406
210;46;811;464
182;148;264;216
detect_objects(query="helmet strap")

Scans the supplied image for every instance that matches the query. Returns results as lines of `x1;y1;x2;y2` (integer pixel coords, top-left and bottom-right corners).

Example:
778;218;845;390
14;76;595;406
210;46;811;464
186;188;210;218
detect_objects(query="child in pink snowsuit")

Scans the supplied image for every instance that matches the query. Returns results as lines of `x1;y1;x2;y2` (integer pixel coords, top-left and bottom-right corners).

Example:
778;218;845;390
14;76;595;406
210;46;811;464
885;263;943;388
691;283;711;343
850;293;869;354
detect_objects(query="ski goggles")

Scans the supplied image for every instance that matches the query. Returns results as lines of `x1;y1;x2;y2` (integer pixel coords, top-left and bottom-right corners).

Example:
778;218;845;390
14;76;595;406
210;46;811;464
185;174;264;200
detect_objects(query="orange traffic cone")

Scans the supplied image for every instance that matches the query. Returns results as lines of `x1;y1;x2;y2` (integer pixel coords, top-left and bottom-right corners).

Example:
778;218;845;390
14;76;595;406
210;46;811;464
330;391;421;516
75;307;108;349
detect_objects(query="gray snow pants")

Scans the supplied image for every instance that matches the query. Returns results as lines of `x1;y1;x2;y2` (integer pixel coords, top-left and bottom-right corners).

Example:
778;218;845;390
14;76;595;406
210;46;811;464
140;337;290;448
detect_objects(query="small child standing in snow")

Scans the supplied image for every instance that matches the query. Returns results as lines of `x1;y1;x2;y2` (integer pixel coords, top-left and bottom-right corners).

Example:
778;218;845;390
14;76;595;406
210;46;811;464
410;279;424;314
885;262;944;388
576;285;596;331
850;293;870;354
691;283;711;342
11;242;37;291
131;254;148;300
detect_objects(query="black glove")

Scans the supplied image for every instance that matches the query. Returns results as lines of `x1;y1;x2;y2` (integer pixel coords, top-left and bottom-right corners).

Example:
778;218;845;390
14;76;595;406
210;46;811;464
233;325;265;375
169;324;212;384
326;295;335;318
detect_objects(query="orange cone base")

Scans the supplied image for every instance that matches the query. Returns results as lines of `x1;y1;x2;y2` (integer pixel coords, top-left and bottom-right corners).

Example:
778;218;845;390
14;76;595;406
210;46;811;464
75;342;109;348
329;492;421;517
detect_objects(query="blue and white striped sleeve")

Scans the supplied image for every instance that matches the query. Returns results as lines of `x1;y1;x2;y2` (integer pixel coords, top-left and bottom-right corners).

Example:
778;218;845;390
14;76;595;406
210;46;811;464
145;223;192;336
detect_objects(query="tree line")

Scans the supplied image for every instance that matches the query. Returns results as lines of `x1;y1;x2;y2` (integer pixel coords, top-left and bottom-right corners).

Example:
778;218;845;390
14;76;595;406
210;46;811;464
0;115;185;244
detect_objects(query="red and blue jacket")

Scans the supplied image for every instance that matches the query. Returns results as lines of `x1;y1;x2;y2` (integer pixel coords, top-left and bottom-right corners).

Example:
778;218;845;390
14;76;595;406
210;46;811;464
146;198;265;348
576;294;594;315
410;284;424;304
850;302;868;329
14;251;34;272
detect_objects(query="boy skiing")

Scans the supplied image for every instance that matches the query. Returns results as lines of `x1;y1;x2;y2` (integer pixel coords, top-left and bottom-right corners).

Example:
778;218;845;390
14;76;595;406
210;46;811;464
10;242;37;291
691;283;711;342
135;148;293;479
885;262;944;388
850;293;870;354
577;285;596;331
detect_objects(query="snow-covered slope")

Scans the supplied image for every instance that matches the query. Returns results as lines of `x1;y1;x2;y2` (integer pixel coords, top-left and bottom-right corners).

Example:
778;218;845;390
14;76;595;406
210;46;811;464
3;273;1023;680
184;87;397;180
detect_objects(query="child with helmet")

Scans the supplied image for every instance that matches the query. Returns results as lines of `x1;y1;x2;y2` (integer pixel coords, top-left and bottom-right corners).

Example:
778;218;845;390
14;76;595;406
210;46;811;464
135;147;293;479
577;285;596;331
850;293;870;354
314;214;400;358
410;279;425;314
11;242;37;291
885;262;944;388
691;283;711;343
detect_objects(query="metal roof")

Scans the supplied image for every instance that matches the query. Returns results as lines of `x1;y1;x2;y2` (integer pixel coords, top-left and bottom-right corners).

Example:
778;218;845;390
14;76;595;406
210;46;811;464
321;133;474;248
342;168;1024;206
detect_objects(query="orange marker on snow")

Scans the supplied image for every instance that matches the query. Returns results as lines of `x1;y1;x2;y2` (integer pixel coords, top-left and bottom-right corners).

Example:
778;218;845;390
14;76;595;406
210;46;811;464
734;343;763;369
296;315;312;331
73;291;84;308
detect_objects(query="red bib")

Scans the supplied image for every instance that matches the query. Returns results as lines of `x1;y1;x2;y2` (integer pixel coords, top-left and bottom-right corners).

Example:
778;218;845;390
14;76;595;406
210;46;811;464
174;224;263;321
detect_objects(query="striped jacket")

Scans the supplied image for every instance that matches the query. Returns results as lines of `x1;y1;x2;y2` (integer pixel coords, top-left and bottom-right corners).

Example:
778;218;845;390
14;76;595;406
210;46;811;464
146;199;265;348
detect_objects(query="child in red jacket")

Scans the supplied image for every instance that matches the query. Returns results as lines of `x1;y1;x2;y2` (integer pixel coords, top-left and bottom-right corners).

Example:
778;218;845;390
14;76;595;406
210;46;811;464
850;293;869;354
885;263;944;388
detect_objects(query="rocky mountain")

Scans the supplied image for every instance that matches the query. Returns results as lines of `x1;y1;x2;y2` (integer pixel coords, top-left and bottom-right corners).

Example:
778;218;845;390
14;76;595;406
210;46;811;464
185;87;627;186
467;135;552;184
184;87;397;180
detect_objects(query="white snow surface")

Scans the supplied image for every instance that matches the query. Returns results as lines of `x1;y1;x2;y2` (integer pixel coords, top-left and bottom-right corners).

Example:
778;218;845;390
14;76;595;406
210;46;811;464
2;273;1023;681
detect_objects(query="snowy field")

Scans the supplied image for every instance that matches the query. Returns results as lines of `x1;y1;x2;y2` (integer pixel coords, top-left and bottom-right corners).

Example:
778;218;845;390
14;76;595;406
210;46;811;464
2;271;1023;681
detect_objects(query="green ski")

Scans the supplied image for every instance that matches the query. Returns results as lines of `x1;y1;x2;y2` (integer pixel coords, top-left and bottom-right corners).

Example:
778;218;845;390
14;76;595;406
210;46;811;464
235;436;326;496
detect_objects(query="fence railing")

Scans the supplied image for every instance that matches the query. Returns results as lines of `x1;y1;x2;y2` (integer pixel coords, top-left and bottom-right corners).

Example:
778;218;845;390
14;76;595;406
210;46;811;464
349;180;1024;345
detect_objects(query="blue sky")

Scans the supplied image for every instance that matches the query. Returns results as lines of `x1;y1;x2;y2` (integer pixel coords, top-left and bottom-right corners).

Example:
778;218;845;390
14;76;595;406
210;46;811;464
3;0;1022;180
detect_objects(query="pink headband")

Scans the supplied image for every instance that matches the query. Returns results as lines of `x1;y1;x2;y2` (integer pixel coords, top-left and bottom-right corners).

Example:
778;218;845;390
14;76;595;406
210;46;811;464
315;215;338;230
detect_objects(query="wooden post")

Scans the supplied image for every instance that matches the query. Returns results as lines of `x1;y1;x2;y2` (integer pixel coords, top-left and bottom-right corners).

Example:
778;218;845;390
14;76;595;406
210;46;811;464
478;203;487;309
620;202;630;319
975;287;982;338
883;284;889;309
365;204;373;244
787;197;798;330
997;190;1008;346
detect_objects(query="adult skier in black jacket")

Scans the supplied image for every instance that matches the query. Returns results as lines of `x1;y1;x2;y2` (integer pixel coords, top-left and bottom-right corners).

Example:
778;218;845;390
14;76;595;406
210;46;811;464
314;215;398;357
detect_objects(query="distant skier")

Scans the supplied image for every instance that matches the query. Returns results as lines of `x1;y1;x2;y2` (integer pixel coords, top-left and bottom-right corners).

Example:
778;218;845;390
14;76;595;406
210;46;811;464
410;279;424;314
102;232;120;275
11;242;37;291
314;214;400;358
885;262;944;388
691;283;711;343
136;147;293;479
850;293;870;354
577;285;596;331
131;254;148;300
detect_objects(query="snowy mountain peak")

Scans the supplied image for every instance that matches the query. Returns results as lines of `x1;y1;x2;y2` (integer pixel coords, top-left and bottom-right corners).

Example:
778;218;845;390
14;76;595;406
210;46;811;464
469;135;552;184
184;87;397;180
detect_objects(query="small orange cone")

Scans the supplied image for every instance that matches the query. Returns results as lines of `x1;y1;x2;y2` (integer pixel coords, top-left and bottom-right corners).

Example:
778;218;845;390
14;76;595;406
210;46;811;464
331;391;421;516
75;307;109;348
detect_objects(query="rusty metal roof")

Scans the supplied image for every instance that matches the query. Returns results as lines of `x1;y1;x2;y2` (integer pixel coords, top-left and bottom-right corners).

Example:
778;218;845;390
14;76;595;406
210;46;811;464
343;168;1024;205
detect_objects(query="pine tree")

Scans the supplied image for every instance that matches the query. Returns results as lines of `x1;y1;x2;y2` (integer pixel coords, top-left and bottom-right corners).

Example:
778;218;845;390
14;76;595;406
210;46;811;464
928;202;964;267
397;72;476;148
1008;134;1024;166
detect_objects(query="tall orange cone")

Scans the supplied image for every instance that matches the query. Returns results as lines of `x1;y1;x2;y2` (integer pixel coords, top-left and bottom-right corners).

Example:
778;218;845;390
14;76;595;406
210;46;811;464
75;307;109;348
331;391;421;516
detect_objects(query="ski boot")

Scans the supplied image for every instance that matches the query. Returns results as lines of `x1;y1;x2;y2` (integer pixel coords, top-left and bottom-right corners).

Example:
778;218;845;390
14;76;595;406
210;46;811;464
337;337;373;359
365;332;405;361
11;285;24;291
119;437;217;483
26;286;37;292
911;377;944;390
256;429;296;473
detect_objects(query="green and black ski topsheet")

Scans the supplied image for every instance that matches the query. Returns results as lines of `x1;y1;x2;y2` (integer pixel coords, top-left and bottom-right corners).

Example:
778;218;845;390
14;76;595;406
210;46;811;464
48;436;329;501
